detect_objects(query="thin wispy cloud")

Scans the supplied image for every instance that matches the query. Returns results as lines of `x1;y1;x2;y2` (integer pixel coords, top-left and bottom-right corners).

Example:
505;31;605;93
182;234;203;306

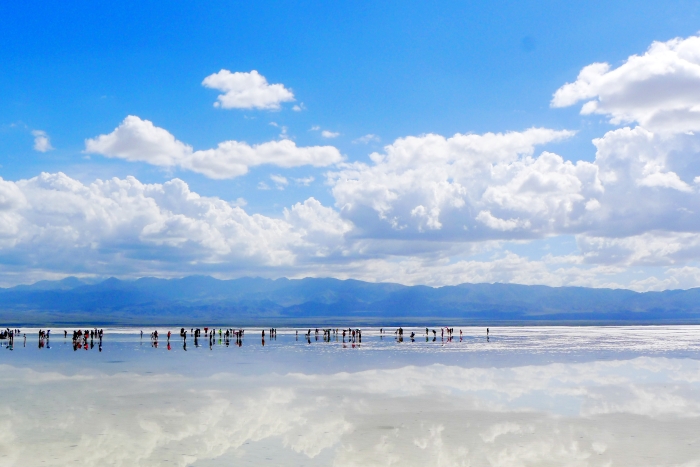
321;130;340;138
353;134;380;144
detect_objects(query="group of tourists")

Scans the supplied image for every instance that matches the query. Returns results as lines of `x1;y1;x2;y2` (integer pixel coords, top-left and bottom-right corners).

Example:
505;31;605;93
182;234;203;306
69;328;104;351
294;328;363;343
1;328;21;348
140;327;249;350
0;328;20;340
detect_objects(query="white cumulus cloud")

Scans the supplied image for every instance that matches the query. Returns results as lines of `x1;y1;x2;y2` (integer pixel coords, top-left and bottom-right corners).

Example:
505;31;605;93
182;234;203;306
202;70;295;110
0;172;353;283
552;35;700;133
85;116;343;179
328;128;579;239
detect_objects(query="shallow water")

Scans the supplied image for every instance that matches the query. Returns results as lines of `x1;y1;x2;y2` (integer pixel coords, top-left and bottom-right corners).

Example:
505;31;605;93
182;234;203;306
2;326;700;466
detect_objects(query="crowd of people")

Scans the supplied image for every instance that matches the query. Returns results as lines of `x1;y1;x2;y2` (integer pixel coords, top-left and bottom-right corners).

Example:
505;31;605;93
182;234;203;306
3;325;491;352
68;328;104;351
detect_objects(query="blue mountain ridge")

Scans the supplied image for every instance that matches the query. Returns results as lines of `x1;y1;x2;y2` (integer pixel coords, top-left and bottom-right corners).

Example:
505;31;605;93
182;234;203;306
1;276;700;326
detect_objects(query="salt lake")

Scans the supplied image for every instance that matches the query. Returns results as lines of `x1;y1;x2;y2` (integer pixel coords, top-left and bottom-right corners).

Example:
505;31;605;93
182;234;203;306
2;326;700;466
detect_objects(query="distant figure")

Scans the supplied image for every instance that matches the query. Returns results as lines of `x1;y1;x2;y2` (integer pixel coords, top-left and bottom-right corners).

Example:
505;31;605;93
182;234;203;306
140;330;143;339
64;330;67;338
486;328;489;336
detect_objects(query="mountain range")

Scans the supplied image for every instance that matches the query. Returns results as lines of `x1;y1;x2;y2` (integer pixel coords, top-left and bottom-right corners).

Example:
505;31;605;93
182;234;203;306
2;276;700;326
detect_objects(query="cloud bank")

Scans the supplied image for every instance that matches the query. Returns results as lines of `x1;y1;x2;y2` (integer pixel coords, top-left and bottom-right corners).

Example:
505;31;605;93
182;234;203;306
8;35;700;290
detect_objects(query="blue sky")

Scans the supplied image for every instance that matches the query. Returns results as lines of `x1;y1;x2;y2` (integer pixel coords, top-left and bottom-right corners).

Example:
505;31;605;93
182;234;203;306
2;1;700;289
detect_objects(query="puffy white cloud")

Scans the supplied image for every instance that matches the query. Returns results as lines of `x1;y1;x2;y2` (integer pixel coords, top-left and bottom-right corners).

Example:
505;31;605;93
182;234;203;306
0;172;353;282
202;69;295;110
85;116;343;179
328;128;580;239
552;35;700;133
85;116;191;166
321;130;340;138
31;130;53;152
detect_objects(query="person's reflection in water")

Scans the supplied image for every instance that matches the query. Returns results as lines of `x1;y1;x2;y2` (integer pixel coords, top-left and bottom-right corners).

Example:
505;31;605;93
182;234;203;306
306;334;311;344
98;342;102;352
167;342;171;351
262;337;265;347
183;340;187;351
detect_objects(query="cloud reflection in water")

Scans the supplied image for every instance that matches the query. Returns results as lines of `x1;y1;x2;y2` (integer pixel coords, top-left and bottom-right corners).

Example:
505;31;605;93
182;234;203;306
1;356;700;466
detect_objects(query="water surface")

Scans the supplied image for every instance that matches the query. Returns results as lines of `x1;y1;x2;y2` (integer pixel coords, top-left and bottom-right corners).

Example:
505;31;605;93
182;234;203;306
2;326;700;466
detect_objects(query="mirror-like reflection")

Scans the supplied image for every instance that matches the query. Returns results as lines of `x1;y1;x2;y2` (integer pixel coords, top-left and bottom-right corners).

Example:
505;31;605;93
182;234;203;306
2;326;700;466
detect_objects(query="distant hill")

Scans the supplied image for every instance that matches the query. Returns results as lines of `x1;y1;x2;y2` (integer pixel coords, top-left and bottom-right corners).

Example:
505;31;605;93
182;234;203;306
2;276;700;325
